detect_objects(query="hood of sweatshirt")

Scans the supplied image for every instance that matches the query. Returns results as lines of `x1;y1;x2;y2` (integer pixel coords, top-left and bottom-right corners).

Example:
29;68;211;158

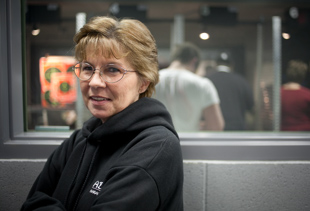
81;97;178;143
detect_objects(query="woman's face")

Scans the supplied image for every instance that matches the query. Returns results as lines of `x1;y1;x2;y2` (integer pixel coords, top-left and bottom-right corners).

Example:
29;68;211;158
80;49;149;123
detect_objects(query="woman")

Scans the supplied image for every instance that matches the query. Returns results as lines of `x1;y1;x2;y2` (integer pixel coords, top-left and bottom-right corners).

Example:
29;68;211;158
281;59;310;131
22;16;183;210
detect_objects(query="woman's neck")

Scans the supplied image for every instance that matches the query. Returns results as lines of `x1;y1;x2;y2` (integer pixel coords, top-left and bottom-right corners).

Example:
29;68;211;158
282;82;301;90
168;61;195;72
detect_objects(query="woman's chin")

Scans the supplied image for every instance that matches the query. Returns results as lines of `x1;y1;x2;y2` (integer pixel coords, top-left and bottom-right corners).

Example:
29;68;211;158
89;109;109;122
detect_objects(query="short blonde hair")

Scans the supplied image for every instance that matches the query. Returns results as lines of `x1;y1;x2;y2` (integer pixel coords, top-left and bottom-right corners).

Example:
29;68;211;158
73;16;159;98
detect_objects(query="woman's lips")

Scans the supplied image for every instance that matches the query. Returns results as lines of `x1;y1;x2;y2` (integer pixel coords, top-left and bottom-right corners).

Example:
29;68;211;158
91;96;110;101
90;96;111;105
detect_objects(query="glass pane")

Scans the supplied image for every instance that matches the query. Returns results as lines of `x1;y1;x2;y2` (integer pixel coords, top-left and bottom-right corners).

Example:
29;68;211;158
24;1;310;133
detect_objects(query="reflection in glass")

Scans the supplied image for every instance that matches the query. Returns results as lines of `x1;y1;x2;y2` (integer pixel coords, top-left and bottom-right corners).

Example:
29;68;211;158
24;2;310;132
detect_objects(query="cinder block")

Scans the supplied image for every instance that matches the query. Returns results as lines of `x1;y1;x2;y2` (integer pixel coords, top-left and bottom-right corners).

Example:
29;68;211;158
183;161;207;211
0;160;45;211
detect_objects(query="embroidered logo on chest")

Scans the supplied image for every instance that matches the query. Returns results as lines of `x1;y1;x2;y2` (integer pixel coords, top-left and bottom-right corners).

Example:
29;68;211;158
89;181;103;195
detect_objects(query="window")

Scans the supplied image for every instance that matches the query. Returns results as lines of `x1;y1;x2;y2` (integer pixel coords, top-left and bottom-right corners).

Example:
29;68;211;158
1;0;309;160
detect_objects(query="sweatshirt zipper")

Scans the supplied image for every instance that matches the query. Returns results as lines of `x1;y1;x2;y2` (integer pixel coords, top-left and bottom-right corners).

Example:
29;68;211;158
63;141;88;207
72;145;99;211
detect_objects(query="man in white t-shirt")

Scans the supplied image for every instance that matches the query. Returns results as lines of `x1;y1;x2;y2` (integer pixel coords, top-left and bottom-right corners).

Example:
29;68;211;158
154;42;224;132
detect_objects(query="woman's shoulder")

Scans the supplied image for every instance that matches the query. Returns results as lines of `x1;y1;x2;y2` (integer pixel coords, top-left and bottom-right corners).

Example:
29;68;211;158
140;125;179;145
117;125;181;167
300;86;310;93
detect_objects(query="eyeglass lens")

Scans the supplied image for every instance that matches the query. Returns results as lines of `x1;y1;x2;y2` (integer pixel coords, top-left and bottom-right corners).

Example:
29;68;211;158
74;63;126;83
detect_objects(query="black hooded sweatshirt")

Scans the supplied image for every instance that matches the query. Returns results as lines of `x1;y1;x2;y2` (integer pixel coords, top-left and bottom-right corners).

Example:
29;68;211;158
21;98;183;211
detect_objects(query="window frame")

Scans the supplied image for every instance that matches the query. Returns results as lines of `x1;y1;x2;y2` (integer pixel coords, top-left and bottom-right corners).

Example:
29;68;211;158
1;0;310;160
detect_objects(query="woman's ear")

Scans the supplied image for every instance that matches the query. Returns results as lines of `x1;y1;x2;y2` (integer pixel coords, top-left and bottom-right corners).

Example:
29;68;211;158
139;80;150;94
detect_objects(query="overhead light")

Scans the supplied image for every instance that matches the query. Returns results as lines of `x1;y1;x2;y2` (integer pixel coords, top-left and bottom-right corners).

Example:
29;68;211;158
289;7;299;19
282;32;290;40
220;52;229;60
199;32;210;40
109;3;120;15
32;24;40;36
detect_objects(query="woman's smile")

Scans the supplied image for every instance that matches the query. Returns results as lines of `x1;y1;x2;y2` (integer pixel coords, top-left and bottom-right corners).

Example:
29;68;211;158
89;95;112;105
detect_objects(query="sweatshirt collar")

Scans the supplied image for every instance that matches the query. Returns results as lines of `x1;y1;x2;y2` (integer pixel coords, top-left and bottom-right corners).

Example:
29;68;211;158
82;98;177;142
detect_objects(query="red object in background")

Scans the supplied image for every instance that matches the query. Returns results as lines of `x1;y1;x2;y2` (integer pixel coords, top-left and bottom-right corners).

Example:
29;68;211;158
50;72;77;104
39;56;77;108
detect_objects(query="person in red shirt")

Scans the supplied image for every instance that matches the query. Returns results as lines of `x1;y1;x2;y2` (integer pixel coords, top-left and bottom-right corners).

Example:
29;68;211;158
281;60;310;131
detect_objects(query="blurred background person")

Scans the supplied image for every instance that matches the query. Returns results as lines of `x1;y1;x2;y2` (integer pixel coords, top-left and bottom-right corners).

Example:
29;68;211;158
154;42;224;132
206;53;254;130
281;59;310;131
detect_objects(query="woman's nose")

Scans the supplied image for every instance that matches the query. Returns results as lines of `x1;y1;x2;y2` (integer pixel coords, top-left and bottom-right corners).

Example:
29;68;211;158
88;70;107;88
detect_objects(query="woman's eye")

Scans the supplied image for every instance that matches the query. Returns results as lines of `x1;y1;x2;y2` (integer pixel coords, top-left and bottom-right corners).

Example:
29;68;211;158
82;65;93;71
106;67;121;73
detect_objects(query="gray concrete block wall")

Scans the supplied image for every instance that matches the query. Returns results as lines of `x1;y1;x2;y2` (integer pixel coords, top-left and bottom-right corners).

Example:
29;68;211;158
0;160;45;211
183;162;207;211
183;161;310;211
1;160;310;211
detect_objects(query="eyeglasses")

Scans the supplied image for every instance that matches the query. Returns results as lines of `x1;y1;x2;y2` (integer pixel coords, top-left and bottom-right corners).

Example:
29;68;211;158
73;62;136;83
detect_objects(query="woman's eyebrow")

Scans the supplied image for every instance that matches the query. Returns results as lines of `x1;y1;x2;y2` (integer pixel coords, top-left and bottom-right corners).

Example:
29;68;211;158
83;59;124;67
82;60;92;65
